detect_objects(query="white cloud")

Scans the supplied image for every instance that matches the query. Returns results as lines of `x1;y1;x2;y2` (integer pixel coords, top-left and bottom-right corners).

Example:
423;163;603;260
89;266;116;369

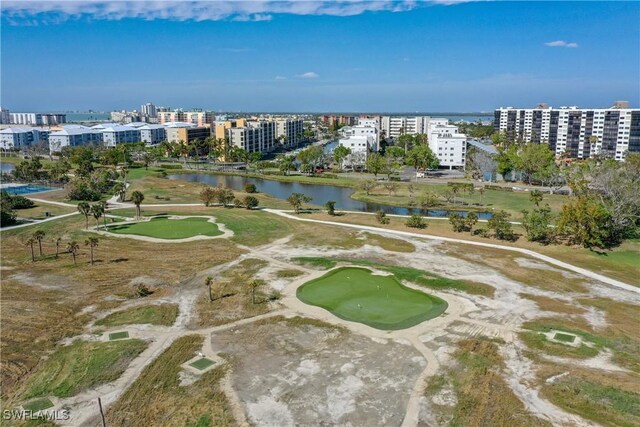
0;1;471;24
545;40;579;48
296;71;319;79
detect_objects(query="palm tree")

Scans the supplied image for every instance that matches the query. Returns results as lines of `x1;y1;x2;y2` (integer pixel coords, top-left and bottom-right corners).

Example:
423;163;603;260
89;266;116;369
90;203;104;230
85;237;99;265
25;238;36;262
478;187;485;205
54;237;62;258
130;191;144;219
67;240;80;265
33;230;45;257
78;202;91;229
205;276;214;301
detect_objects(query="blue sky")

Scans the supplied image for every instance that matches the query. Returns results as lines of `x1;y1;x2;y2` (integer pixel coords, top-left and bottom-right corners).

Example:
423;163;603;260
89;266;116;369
2;1;639;112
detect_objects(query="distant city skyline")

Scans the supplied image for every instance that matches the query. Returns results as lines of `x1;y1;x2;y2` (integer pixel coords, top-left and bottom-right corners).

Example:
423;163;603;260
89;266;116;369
2;1;638;112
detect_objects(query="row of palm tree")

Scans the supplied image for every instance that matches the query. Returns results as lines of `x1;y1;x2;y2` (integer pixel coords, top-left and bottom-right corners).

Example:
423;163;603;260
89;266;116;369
24;230;99;265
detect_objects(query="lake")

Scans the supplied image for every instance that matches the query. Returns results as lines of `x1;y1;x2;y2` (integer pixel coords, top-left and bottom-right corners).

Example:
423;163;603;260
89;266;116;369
169;173;493;219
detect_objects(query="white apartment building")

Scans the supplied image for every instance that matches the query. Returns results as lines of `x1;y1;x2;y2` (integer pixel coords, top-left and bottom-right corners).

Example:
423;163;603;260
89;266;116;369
340;125;379;150
381;116;429;138
337;134;377;167
140;103;157;118
95;125;141;147
48;126;103;153
10;113;66;126
428;124;467;169
136;124;166;144
276;118;304;148
494;102;640;160
357;117;380;130
0;127;47;150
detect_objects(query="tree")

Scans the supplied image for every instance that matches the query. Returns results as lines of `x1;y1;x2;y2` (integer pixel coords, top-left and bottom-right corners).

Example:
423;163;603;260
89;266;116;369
33;230;45;257
85;237;99;265
54;237;62;259
522;206;553;243
517;143;556;185
466;212;478;233
25;238;36;262
418;191;439;210
358;180;378;196
213;185;235;207
244;183;257;193
449;212;468;232
365;153;385;178
67;240;80;265
529;190;544;207
325;200;336;216
90;203;104;230
200;186;216;207
297;145;324;174
243;195;259;209
249;279;265;304
487;210;515;240
277;155;296;176
333;145;351;170
398;134;416;153
0;191;17;227
557;196;614;249
287;192;312;214
383;181;399;196
78;202;91;229
496;145;516;181
406;214;427;229
376;210;390;224
130;191;144;219
406;144;439;181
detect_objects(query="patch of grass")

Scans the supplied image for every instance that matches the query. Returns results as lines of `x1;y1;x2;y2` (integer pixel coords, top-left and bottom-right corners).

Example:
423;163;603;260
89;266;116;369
106;335;234;427
520;294;586;315
297;267;447;330
22;397;54;412
107;217;222;239
425;337;551;426
213;208;295;246
541;371;640;427
108;331;130;340
361;232;415;252
292;257;494;297
96;304;179;327
189;358;215;370
519;331;597;359
18;339;147;399
275;269;305;278
554;332;576;343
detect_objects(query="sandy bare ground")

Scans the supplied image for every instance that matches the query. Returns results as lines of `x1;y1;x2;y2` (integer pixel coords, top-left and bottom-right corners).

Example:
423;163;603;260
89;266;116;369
9;208;638;426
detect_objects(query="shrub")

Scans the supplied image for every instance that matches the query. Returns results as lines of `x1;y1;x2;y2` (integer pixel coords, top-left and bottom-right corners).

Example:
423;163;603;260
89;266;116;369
406;214;427;229
243;196;259;209
522;206;553;243
244;183;257;193
487;210;515;240
233;198;243;208
67;179;102;201
325;200;336;216
135;284;153;298
0;191;35;209
376;210;390;224
473;228;489;238
200;186;216;207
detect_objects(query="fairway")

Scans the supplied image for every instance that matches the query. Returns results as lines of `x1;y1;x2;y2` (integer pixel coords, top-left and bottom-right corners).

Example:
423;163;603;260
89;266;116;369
107;217;223;239
297;267;447;330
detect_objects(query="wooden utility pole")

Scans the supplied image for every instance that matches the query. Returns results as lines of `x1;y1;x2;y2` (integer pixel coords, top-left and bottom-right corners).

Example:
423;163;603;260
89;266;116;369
98;397;106;427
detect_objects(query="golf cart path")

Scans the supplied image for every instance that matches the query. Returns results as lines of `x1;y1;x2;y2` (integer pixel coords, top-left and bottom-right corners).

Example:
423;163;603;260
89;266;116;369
264;209;638;293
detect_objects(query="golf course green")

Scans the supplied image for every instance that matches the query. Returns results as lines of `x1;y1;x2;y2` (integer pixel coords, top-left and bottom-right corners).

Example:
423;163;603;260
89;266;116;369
107;217;223;239
297;267;448;330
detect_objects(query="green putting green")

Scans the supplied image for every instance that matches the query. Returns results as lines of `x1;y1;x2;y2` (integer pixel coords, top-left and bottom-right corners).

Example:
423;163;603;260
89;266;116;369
108;331;130;340
107;217;222;239
297;267;447;330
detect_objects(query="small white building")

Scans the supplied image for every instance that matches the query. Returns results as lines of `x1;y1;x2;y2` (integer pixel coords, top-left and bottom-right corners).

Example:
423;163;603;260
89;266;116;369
337;134;377;167
340;125;379;149
428;124;467;169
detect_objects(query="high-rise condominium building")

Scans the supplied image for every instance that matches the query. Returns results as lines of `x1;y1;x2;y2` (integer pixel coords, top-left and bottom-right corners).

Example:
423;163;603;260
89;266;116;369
380;116;429;138
494;102;640;161
140;103;157;118
227;121;276;154
276;118;304;148
10;113;66;126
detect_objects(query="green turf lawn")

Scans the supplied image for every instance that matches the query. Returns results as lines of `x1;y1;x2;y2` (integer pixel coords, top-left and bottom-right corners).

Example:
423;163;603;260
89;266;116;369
107;216;222;239
22;397;54;412
190;358;215;370
109;331;130;340
96;304;179;327
19;339;147;399
297;267;447;330
554;332;577;343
